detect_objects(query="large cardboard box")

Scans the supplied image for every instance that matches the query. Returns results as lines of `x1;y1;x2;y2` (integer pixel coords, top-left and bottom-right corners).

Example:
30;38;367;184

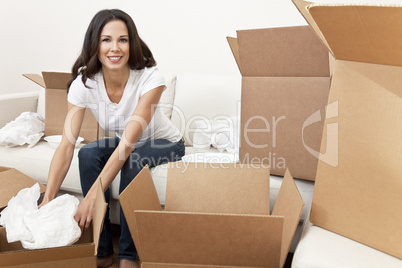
0;178;107;267
23;72;100;143
293;0;402;259
227;25;331;181
120;163;304;268
0;167;46;211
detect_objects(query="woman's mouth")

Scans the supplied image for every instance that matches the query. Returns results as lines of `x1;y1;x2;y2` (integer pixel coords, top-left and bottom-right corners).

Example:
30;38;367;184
108;56;122;63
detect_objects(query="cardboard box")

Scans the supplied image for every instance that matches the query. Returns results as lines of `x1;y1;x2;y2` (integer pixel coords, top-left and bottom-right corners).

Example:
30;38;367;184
0;179;107;267
227;25;331;181
23;72;100;143
293;0;402;259
0;166;46;211
119;163;304;268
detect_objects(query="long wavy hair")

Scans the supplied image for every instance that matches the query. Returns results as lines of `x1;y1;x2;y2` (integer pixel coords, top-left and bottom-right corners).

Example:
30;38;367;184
67;9;156;89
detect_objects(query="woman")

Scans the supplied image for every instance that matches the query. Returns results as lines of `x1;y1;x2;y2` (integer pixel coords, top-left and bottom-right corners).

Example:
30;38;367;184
39;9;184;268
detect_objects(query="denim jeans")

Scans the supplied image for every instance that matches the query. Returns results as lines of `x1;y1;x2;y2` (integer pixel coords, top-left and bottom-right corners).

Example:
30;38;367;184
78;137;185;261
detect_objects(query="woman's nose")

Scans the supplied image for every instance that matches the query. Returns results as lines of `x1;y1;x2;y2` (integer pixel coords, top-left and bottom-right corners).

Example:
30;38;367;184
111;41;120;51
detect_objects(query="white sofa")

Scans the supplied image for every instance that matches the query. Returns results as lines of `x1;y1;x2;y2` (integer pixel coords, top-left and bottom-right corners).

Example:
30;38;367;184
0;72;315;252
292;215;402;268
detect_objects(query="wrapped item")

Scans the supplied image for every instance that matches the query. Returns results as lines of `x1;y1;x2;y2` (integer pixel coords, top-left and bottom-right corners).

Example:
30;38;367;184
0;183;81;249
0;112;44;148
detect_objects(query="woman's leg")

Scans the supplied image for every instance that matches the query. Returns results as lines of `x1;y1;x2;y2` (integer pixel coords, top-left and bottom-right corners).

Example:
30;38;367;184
118;138;185;261
78;137;120;258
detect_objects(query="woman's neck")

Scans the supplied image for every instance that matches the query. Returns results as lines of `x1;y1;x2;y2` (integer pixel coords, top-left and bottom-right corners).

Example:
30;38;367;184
102;67;130;103
102;67;130;92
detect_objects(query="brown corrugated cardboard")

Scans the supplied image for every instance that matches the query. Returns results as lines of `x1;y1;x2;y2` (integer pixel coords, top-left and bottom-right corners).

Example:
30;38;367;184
119;163;304;268
293;0;402;259
23;72;99;143
227;26;331;181
0;167;46;211
0;180;107;267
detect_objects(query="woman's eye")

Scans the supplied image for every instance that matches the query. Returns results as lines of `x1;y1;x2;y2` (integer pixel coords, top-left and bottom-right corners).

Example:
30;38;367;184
101;38;111;42
120;38;128;43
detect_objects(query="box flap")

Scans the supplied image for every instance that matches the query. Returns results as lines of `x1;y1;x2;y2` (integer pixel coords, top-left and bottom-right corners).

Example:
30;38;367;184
0;167;46;210
239;76;331;181
92;180;107;255
292;0;331;55
135;211;283;267
119;166;162;259
22;74;46;88
226;37;242;74
272;169;304;268
236;25;329;77
307;4;402;67
42;72;72;90
165;162;270;215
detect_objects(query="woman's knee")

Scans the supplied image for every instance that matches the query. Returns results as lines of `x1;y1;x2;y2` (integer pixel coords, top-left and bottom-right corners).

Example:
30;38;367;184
78;138;118;161
78;142;100;161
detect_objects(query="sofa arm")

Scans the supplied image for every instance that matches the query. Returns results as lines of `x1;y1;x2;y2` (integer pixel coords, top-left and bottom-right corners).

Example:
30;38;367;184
0;91;39;128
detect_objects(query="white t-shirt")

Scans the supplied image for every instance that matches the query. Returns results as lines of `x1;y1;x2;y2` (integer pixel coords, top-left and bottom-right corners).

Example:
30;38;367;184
67;67;182;143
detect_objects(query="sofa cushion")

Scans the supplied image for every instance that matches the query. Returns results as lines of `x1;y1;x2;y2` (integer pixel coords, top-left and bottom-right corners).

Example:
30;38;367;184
170;73;241;146
292;219;402;268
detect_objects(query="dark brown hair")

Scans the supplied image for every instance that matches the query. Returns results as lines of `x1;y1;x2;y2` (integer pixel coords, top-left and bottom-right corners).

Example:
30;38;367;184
68;9;156;89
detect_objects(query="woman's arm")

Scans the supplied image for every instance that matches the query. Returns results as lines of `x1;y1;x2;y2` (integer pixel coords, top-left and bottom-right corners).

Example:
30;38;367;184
40;103;85;206
74;86;164;229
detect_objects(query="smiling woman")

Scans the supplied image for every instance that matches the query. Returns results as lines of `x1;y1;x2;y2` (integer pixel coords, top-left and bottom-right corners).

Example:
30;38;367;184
38;9;184;268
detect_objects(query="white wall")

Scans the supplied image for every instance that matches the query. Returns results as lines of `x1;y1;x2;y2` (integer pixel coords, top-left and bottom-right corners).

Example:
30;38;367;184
0;0;306;94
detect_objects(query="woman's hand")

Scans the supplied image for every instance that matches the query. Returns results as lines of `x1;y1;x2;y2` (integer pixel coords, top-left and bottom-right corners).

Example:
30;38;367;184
74;187;97;230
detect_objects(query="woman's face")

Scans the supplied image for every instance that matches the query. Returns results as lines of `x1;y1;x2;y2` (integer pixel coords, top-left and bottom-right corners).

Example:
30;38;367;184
98;20;130;72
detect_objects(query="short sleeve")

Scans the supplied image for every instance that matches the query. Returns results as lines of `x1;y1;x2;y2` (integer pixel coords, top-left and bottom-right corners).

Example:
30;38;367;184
67;77;88;108
139;67;166;97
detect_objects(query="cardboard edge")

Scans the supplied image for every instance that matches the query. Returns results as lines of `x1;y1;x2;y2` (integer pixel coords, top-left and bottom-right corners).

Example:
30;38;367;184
119;165;162;260
226;36;242;74
134;210;284;267
22;74;45;88
272;169;304;268
292;0;333;57
92;179;107;256
0;168;47;210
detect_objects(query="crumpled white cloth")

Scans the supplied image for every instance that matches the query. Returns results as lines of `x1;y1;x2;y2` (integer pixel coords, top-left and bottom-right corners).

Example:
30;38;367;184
0;183;81;249
192;116;240;153
0;111;44;148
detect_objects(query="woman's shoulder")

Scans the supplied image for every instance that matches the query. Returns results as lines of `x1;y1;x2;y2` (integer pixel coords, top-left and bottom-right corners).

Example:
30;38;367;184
69;74;100;92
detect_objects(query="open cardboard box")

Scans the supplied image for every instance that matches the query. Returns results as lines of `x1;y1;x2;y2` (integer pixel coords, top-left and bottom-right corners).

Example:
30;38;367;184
293;0;402;259
0;178;107;267
23;72;101;143
120;163;304;268
227;25;331;181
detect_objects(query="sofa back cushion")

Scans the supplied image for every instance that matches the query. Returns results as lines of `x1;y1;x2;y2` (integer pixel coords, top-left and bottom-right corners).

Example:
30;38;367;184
170;73;241;146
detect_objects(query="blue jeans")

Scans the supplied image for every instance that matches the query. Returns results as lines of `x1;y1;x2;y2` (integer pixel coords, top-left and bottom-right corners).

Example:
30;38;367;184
78;137;185;261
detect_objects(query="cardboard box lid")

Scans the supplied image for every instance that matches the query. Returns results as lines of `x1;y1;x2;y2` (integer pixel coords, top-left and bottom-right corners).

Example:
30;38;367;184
23;72;72;90
92;180;108;255
272;169;304;268
0;167;46;210
119;166;162;258
120;164;304;267
165;162;271;215
135;211;284;267
22;74;45;88
228;26;330;77
295;2;402;69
